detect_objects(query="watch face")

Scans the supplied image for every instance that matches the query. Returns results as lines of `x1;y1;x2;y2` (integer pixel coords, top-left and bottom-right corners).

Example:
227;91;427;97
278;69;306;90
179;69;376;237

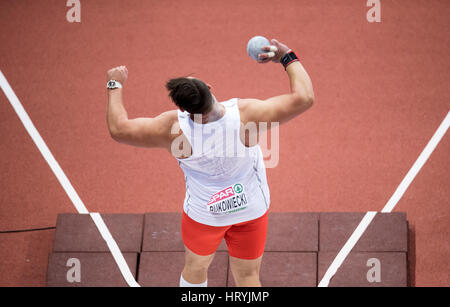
108;81;116;88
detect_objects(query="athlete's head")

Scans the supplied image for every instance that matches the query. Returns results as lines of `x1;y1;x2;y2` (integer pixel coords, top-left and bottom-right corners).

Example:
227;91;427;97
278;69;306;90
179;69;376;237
166;77;213;114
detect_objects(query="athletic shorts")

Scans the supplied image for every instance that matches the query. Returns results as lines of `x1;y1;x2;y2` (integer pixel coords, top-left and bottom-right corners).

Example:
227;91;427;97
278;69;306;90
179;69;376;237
181;210;269;260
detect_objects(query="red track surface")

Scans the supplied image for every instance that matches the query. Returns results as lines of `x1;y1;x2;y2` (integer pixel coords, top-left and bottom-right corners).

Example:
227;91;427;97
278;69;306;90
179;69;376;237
0;0;449;286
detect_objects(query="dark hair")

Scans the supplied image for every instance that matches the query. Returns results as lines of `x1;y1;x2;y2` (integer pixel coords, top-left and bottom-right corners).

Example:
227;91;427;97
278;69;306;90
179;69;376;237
166;77;213;114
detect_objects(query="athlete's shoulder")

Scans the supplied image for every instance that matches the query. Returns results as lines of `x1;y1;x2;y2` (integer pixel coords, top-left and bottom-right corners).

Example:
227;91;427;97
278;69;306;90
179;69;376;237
220;97;239;107
157;109;181;137
237;98;261;123
161;109;179;119
237;98;261;108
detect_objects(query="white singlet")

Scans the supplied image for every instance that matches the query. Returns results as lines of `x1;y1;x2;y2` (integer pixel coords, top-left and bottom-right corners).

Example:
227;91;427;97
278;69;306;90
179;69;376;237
176;98;270;227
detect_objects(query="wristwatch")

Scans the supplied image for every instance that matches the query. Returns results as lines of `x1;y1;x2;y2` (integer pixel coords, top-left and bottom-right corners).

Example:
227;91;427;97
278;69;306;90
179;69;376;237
106;80;123;89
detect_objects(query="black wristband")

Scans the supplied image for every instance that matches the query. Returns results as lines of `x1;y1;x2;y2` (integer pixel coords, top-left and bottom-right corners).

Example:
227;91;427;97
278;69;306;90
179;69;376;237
280;51;299;70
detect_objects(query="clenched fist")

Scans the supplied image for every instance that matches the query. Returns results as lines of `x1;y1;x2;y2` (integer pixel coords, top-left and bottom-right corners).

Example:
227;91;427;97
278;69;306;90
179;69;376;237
107;65;128;84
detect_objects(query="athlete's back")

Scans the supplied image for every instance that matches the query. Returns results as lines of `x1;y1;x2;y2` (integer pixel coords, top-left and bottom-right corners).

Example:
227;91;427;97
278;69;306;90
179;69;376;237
177;98;270;226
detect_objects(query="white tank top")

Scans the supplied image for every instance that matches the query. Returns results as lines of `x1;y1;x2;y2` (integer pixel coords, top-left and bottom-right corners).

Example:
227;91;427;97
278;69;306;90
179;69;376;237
176;98;270;226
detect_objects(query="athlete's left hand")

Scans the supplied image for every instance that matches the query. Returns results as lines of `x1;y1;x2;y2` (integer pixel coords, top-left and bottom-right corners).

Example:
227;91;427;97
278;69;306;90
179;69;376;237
107;65;128;84
258;39;291;63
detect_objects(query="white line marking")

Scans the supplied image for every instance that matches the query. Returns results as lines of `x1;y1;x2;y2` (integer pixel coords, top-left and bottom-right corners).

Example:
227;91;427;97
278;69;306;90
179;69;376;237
0;72;89;214
318;111;450;287
382;111;450;213
90;213;140;287
318;211;377;287
0;70;140;287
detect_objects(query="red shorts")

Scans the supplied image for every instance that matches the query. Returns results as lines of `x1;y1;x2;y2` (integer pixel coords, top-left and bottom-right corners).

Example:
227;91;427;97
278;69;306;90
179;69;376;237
181;211;269;260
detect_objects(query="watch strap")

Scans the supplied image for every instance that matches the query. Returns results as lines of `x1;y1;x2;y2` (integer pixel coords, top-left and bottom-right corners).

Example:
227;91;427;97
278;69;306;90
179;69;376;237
107;80;122;89
280;51;299;70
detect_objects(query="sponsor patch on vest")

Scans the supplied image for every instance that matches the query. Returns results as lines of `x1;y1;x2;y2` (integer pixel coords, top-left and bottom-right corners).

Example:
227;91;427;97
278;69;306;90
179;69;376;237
207;183;248;215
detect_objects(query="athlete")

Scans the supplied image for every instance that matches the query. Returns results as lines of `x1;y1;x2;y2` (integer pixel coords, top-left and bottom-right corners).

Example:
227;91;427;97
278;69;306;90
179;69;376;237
106;39;314;287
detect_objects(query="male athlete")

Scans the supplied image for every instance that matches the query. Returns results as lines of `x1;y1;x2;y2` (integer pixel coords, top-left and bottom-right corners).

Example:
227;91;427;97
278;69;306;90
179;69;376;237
106;39;314;287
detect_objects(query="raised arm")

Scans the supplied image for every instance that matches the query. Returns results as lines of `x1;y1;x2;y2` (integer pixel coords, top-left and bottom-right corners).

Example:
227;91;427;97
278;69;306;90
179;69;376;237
106;66;179;149
239;39;314;126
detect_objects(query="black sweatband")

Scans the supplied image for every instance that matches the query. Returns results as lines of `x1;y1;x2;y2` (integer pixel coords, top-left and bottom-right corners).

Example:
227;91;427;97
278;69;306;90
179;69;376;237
280;51;299;70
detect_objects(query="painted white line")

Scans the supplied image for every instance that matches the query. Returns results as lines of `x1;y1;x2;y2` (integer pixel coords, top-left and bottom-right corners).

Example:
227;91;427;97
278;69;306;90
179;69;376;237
90;213;140;287
318;211;377;287
0;70;140;287
382;111;450;213
0;71;89;214
318;111;450;287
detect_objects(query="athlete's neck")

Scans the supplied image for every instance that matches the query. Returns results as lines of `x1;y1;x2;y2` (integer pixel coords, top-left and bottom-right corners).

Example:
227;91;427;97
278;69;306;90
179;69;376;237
190;100;225;124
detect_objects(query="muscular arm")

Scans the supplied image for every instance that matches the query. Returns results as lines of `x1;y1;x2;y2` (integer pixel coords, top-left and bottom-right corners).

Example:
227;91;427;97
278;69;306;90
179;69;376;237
239;39;314;126
106;66;179;149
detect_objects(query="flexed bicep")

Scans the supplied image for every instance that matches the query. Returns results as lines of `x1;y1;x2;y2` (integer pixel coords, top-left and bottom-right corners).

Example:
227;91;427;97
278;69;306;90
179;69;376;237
111;110;179;149
239;94;313;126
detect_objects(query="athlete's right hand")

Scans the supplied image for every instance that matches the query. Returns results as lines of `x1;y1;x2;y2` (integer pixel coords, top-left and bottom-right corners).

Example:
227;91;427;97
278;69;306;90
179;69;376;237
107;65;128;84
258;39;291;64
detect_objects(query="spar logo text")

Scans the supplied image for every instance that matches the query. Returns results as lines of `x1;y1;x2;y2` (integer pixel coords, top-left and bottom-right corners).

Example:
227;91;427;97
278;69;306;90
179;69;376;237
208;184;247;214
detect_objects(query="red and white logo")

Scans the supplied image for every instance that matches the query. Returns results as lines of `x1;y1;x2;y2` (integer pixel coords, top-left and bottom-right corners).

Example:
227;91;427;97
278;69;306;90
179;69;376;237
207;186;235;205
